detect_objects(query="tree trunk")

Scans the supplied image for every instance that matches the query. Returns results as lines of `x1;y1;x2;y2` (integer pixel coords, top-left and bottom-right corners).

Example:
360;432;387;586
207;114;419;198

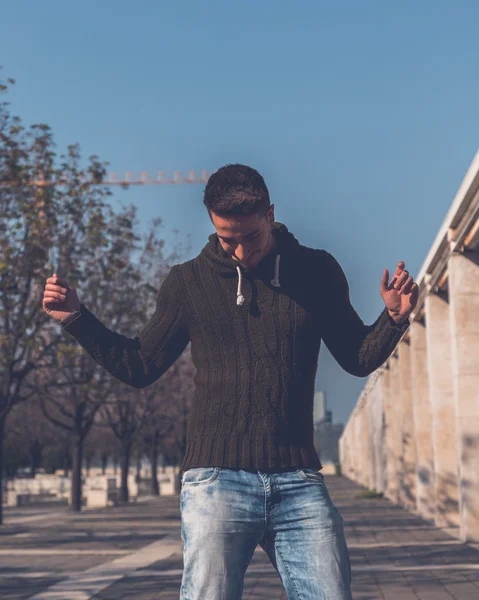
0;417;4;525
63;449;70;477
29;440;42;478
150;433;159;496
71;436;84;512
101;452;108;475
119;443;131;503
135;456;141;482
160;454;166;474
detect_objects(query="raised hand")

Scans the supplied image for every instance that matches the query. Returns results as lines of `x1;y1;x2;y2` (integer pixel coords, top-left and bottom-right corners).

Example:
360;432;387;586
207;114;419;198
380;261;418;324
42;273;81;322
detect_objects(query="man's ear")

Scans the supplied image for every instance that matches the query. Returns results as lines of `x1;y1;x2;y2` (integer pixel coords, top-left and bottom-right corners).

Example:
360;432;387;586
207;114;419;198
268;204;275;223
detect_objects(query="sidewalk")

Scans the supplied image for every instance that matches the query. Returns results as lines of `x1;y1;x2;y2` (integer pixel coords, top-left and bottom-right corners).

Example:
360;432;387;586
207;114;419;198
0;475;478;599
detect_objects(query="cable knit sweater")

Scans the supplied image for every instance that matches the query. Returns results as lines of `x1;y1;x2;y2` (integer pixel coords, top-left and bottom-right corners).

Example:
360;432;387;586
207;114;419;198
62;222;409;472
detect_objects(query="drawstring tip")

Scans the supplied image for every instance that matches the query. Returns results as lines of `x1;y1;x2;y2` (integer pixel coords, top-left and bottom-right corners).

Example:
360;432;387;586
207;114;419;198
237;294;245;306
271;278;281;288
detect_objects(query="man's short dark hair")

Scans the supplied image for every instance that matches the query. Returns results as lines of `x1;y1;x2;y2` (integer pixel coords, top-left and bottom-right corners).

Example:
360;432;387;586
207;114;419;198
203;164;270;218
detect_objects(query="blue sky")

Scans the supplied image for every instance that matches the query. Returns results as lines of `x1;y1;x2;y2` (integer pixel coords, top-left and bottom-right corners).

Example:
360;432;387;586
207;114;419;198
3;1;479;424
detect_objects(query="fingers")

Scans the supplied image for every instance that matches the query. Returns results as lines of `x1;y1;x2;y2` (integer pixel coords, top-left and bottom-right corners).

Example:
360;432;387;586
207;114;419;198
380;268;389;294
393;261;406;278
45;283;67;293
409;281;419;305
395;270;409;289
398;275;413;295
397;276;419;299
43;294;63;305
44;288;67;302
46;275;68;287
387;261;403;290
386;262;418;298
391;265;409;291
44;275;68;305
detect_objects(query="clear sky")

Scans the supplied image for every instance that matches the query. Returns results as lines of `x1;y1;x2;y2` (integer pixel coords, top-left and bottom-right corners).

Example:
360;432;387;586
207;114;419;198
3;1;479;425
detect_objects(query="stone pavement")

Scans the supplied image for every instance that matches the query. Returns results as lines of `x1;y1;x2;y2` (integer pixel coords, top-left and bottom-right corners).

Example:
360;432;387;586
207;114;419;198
0;475;478;599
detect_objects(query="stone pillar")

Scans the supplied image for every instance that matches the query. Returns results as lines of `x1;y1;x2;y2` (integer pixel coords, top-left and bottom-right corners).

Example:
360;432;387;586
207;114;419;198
448;251;479;542
368;380;383;493
425;292;460;529
356;398;365;486
398;338;417;510
377;369;390;495
338;435;344;473
384;354;401;504
366;389;376;490
359;396;371;488
340;433;349;477
342;421;353;480
409;320;436;522
347;417;357;481
353;409;363;485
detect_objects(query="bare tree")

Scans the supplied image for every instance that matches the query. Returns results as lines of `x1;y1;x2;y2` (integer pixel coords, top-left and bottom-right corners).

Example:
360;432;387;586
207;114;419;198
36;203;140;511
0;75;112;522
93;211;192;502
7;396;55;476
87;424;119;475
100;382;151;503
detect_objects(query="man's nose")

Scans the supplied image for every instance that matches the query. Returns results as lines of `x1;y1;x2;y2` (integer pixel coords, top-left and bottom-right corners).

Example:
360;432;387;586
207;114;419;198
234;245;250;262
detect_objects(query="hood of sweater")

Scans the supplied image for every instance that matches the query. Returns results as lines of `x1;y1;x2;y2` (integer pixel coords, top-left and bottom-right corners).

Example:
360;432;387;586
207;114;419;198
200;221;302;306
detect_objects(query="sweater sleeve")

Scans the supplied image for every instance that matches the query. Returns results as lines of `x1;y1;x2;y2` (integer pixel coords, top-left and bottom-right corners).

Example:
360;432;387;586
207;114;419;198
319;251;409;377
61;265;190;388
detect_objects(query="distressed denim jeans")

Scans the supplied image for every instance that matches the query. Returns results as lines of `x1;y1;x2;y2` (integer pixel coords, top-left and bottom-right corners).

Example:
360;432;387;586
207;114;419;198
180;467;352;599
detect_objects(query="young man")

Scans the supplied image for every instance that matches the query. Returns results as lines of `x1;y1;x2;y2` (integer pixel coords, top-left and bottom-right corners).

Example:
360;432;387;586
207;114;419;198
43;164;418;599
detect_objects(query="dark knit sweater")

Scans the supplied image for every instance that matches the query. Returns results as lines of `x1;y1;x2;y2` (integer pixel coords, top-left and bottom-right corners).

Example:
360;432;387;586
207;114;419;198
62;222;409;472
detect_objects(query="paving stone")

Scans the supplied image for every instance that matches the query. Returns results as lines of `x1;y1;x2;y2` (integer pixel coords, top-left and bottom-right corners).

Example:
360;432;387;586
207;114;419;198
1;476;479;599
0;577;63;600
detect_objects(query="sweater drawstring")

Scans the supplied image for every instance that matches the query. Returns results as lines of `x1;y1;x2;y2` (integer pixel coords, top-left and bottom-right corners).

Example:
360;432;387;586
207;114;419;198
236;265;245;305
236;254;281;306
271;254;281;287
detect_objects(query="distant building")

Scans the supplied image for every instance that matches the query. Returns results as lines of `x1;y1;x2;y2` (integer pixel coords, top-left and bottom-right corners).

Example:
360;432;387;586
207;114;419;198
314;390;327;423
313;390;344;464
314;421;344;464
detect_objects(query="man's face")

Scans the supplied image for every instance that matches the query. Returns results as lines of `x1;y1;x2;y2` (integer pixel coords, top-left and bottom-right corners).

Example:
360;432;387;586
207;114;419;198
210;205;275;269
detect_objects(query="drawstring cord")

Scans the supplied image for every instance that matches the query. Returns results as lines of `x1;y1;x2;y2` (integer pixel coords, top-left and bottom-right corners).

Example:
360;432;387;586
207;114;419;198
271;254;281;287
236;265;245;306
236;254;281;306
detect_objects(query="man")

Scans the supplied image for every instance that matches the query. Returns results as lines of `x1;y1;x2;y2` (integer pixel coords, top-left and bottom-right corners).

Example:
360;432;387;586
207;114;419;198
43;164;418;599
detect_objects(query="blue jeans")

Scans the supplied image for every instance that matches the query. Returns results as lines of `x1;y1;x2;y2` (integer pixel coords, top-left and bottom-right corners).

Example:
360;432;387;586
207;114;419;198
180;467;352;599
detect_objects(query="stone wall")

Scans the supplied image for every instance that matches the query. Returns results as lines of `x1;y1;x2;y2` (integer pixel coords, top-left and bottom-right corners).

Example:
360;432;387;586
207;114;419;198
339;152;479;543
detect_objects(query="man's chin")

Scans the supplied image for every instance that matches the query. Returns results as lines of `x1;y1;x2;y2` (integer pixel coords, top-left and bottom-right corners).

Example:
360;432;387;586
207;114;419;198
244;256;263;269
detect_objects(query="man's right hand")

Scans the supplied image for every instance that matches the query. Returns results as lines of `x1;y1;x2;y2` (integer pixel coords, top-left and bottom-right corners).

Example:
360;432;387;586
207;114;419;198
42;273;81;322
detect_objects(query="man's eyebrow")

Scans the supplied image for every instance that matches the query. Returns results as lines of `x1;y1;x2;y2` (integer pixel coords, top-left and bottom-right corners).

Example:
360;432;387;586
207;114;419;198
218;229;260;242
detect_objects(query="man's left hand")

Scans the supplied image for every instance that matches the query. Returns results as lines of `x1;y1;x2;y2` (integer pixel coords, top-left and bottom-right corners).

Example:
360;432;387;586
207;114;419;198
380;261;419;324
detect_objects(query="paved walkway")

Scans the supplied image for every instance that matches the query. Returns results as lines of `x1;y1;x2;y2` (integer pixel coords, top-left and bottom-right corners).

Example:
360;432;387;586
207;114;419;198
0;475;478;599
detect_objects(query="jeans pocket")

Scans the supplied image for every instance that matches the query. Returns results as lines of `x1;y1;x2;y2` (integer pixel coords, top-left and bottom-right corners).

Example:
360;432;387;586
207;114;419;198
181;467;220;486
296;468;325;483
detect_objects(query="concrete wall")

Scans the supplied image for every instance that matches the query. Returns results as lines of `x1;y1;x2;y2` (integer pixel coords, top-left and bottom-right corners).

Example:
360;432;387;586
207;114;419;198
409;320;436;522
425;292;461;529
338;285;477;541
339;152;479;543
448;251;479;542
339;254;479;542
